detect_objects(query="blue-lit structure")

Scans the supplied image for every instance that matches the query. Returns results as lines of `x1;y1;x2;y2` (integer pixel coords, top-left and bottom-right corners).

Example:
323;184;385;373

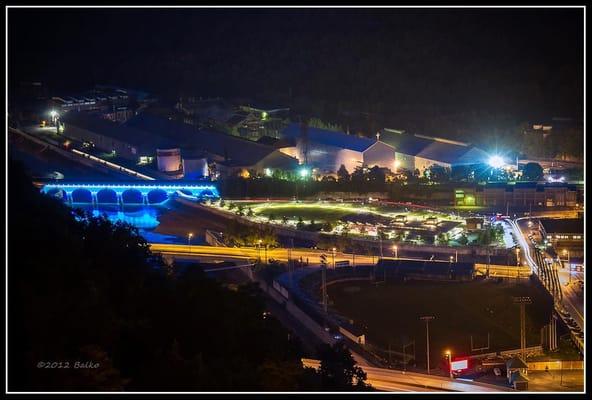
40;181;219;205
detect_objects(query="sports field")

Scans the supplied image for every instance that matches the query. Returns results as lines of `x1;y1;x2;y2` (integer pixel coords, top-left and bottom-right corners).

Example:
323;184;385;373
327;279;553;368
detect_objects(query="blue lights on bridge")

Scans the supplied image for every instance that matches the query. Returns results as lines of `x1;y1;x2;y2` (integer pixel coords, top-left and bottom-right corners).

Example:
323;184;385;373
41;181;220;205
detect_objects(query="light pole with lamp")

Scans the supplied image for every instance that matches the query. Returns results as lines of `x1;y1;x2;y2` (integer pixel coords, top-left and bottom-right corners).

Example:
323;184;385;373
516;247;520;267
445;349;453;379
563;249;571;284
50;110;58;125
264;243;268;264
257;239;263;263
187;233;193;253
420;316;434;375
332;247;336;269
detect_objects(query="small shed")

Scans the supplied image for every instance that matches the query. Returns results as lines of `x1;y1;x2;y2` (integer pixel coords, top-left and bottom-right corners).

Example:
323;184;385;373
509;370;529;390
506;356;529;389
465;217;484;230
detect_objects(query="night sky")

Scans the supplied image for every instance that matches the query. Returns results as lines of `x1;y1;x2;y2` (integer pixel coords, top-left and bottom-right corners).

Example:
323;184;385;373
9;7;584;138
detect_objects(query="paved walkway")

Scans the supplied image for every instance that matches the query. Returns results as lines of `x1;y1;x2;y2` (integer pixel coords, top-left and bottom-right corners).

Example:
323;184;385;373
526;370;584;392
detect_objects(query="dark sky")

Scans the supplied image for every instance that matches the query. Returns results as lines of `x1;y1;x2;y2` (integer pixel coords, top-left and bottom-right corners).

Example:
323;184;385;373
8;7;584;133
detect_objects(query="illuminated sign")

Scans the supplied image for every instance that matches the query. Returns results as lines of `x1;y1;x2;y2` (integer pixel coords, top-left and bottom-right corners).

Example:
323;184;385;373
451;359;468;371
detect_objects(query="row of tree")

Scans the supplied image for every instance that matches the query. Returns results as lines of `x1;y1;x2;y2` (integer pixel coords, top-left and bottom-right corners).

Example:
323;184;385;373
8;159;370;391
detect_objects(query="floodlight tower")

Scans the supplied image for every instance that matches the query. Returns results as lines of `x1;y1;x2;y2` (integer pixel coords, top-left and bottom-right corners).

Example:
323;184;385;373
513;296;532;361
420;315;435;374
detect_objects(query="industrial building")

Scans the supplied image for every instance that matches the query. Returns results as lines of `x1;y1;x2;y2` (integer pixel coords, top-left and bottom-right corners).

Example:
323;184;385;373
278;123;396;174
272;123;489;175
125;113;299;178
60;112;180;172
380;128;490;172
175;97;289;141
50;85;157;123
539;218;584;259
453;182;582;208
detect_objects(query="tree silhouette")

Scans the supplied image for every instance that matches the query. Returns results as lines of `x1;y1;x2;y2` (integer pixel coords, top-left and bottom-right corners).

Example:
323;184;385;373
316;342;370;391
337;164;350;183
522;162;544;181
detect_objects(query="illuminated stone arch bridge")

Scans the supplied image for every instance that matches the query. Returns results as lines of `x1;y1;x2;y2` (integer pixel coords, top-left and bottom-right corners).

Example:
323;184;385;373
40;181;219;205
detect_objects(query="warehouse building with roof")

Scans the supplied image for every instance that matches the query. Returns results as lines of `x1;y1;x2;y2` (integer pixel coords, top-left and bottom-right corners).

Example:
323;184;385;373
125;113;299;178
60;111;181;172
380;128;490;173
279;123;396;174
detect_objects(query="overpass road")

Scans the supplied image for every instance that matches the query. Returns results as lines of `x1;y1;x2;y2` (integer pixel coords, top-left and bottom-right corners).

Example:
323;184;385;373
149;244;527;278
507;217;584;353
302;359;514;392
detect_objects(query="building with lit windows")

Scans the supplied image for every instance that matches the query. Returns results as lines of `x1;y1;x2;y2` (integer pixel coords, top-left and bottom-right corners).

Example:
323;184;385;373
278;123;396;174
453;182;581;208
539;218;584;259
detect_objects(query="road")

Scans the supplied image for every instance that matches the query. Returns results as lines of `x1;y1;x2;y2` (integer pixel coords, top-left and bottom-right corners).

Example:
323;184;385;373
302;359;514;392
150;243;378;266
557;268;584;330
152;243;531;279
507;216;584;352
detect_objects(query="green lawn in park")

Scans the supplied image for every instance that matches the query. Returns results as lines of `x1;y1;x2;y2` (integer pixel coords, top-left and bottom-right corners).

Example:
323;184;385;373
234;201;458;224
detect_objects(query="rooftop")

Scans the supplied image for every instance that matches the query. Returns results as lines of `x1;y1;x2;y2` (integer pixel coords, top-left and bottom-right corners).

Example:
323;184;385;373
381;128;490;165
125;113;298;168
506;357;529;370
281;122;378;152
61;112;177;151
540;218;584;234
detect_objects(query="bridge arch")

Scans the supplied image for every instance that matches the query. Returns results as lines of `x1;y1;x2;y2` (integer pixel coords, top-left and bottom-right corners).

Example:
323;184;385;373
199;189;216;198
71;188;93;203
178;189;193;197
96;188;118;204
121;188;144;204
45;188;68;202
147;189;169;204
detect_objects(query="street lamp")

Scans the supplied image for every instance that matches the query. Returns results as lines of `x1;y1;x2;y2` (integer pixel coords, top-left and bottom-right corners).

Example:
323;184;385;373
49;110;58;123
445;350;453;379
516;247;520;267
563;249;571;284
420;316;435;375
258;239;263;263
187;233;193;252
332;247;337;269
449;255;454;266
488;155;505;169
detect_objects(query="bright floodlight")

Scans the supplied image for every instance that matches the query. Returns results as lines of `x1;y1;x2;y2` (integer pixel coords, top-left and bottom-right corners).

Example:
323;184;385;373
299;167;310;178
488;155;505;169
50;110;58;118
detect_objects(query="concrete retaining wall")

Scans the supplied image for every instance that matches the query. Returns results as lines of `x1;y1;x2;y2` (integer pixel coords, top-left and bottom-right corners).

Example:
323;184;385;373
528;361;583;370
